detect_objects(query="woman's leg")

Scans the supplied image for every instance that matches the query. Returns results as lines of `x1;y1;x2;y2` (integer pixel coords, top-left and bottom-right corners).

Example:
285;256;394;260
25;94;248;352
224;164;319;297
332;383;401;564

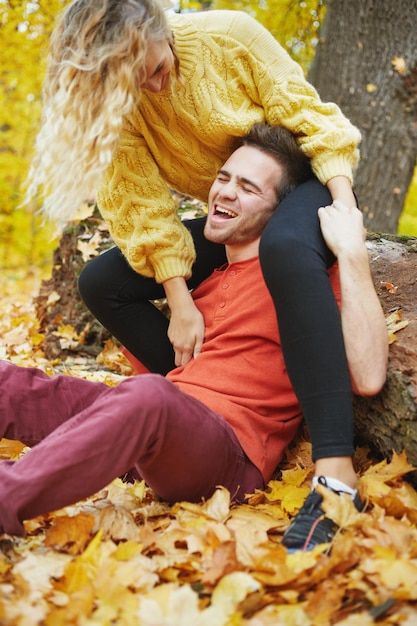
259;178;354;462
78;218;227;374
0;371;262;535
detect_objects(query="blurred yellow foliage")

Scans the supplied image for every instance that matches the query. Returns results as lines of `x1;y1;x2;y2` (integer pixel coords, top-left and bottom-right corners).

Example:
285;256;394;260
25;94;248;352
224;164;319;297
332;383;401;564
0;0;69;270
1;0;416;281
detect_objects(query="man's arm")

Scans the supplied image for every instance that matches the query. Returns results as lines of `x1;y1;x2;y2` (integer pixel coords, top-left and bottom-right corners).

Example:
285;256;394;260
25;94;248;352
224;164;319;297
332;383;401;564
318;201;388;395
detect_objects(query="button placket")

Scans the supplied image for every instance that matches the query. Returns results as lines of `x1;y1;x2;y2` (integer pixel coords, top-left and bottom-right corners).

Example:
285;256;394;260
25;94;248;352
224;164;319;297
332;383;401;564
214;266;236;318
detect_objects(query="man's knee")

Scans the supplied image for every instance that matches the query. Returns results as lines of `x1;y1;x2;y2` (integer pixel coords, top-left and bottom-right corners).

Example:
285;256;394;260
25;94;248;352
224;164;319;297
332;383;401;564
121;375;178;417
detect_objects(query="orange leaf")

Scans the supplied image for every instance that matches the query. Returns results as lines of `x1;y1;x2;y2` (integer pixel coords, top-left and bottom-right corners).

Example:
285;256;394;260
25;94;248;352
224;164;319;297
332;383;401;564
45;513;95;555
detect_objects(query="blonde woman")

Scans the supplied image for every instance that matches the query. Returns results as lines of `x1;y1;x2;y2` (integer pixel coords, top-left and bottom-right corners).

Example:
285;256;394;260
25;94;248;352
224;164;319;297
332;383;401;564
27;0;363;550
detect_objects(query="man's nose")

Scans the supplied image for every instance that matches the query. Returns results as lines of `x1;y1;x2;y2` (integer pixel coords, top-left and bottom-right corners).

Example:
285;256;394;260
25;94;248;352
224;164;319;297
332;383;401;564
219;180;238;199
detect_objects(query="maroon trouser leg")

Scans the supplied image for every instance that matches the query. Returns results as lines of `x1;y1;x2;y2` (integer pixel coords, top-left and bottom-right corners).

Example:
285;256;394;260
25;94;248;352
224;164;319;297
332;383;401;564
0;362;263;535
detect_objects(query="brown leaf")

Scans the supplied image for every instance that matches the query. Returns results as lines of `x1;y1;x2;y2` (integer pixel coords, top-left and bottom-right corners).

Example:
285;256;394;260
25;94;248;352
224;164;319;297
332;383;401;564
381;280;397;293
45;513;95;555
201;540;239;586
92;504;141;542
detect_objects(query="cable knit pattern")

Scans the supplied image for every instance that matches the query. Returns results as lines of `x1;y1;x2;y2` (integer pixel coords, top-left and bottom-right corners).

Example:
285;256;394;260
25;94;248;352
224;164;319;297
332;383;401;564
98;10;361;283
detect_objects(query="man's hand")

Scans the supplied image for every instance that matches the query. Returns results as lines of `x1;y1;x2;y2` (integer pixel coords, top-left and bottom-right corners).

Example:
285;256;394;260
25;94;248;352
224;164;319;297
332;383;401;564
318;201;367;258
163;276;205;367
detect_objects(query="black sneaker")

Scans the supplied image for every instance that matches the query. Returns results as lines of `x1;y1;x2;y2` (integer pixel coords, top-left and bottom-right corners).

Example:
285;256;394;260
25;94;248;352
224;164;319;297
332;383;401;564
282;476;362;552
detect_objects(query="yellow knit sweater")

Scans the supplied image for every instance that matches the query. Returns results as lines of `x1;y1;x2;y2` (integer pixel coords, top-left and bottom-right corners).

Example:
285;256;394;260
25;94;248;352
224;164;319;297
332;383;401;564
98;10;361;283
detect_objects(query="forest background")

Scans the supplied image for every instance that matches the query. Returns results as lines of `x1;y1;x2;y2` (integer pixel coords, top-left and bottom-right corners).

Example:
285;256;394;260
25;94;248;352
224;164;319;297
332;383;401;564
1;3;417;623
1;0;417;279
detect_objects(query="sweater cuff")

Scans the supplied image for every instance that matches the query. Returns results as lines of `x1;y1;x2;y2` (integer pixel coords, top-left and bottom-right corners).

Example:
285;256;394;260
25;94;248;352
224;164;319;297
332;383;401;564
313;153;358;186
153;257;194;284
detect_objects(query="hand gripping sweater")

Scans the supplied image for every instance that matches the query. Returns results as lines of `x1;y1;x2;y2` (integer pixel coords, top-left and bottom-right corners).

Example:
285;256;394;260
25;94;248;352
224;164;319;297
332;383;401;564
98;10;361;284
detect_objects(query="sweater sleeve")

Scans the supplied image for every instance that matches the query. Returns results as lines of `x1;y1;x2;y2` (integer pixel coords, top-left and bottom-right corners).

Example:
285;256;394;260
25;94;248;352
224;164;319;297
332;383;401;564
224;12;361;183
97;118;196;283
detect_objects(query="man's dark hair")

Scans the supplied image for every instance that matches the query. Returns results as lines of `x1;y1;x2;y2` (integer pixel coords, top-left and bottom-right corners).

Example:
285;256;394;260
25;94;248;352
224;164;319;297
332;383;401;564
237;123;312;202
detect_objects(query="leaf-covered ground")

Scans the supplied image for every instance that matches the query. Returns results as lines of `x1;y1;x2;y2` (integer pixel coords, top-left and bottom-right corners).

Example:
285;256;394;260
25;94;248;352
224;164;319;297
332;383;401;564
1;270;417;625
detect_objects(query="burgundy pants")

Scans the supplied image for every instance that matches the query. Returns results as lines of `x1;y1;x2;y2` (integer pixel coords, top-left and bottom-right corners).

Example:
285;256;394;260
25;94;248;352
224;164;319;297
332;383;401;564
0;362;263;535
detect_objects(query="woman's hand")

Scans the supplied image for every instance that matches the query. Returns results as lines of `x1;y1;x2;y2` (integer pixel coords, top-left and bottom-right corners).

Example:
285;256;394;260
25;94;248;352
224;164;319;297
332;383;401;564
163;277;205;367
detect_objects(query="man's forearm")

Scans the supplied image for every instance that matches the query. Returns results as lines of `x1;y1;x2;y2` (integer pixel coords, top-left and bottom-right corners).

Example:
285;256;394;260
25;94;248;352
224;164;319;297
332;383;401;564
318;201;388;395
338;246;388;395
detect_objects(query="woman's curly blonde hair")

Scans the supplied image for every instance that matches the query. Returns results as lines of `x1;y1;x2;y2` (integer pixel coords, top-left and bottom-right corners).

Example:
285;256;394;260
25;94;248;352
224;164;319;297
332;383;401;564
26;0;173;223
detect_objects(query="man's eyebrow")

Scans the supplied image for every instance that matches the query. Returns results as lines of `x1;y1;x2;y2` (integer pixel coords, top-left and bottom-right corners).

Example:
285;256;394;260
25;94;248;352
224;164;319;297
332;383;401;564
217;169;262;192
217;168;262;192
239;176;262;192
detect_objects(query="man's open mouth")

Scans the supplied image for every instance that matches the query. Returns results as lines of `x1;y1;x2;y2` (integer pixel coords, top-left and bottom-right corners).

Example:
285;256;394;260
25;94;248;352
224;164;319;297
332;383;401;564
214;206;237;219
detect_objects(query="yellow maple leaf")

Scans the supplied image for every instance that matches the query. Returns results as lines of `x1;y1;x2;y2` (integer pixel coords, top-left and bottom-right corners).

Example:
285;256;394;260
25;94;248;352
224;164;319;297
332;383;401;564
362;557;417;598
317;484;364;530
72;201;96;222
96;338;135;375
210;571;261;611
265;482;310;517
173;487;231;525
366;481;417;524
113;540;143;562
55;324;79;341
392;56;407;75
281;464;312;487
77;231;104;262
30;331;45;346
385;309;410;344
0;438;27;459
360;451;417;514
46;290;60;306
362;450;414;484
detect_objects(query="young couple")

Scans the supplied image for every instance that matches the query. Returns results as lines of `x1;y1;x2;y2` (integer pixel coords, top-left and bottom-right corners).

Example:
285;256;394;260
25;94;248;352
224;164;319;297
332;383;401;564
2;123;387;550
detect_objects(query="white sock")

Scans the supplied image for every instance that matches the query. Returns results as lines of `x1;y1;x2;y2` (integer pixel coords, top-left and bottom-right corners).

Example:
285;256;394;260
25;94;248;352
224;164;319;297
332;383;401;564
312;475;357;500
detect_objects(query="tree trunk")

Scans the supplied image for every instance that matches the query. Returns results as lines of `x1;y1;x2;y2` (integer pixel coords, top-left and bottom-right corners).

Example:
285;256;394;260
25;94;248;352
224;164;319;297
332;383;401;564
309;0;417;233
353;233;417;478
34;209;113;359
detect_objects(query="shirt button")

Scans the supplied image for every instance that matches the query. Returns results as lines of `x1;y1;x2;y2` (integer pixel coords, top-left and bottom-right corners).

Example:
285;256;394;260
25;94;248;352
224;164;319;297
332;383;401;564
222;283;229;289
230;270;236;276
219;302;226;308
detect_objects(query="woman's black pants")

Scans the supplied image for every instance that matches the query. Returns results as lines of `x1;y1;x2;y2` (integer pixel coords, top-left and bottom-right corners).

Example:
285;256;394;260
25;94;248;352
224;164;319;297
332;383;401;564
78;178;354;462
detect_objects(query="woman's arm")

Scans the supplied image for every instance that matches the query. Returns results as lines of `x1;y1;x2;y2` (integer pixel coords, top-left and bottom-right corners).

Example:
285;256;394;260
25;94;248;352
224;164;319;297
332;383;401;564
163;277;204;367
227;12;361;185
98;126;204;366
98;123;196;284
318;201;388;395
326;175;357;208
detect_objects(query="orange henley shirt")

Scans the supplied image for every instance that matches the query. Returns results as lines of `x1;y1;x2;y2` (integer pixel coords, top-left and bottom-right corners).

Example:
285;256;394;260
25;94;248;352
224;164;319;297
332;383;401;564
168;257;341;482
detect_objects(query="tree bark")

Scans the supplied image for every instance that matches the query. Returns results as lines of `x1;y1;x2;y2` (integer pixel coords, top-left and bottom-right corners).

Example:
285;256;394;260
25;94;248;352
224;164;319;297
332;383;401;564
309;0;417;233
34;209;113;359
353;233;417;476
